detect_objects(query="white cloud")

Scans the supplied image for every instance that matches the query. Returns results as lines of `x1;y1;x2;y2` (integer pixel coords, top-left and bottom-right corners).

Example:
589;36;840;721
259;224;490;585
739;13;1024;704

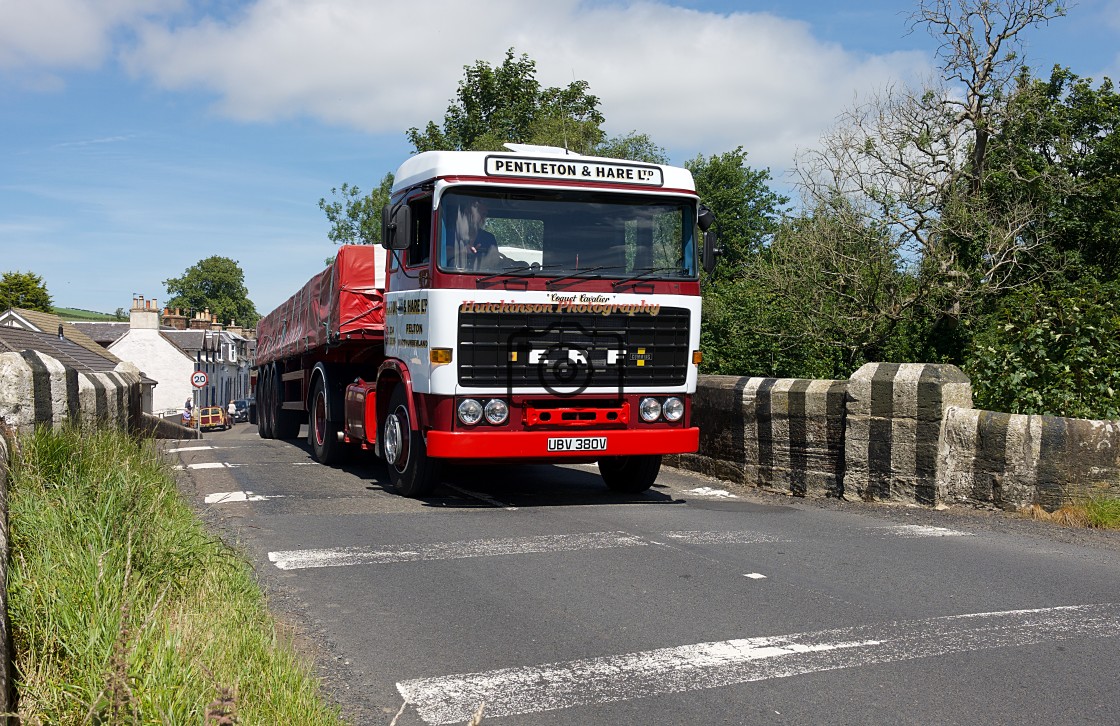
122;0;929;170
0;0;177;71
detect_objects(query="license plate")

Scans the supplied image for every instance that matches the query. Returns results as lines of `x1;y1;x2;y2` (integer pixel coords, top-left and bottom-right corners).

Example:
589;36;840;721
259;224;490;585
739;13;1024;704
547;436;608;452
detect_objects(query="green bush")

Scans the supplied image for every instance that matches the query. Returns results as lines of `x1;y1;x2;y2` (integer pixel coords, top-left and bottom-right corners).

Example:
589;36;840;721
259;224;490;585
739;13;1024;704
964;279;1120;419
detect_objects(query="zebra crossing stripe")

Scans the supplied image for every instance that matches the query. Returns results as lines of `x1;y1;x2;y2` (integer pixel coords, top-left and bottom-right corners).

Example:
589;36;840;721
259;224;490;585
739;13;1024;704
267;530;781;570
397;603;1120;724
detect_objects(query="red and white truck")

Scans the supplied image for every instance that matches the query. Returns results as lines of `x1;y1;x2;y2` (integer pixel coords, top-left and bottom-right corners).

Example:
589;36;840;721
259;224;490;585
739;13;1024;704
253;144;718;497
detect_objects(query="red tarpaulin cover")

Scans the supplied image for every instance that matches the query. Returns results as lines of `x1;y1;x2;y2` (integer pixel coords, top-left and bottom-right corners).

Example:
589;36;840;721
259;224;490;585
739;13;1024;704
255;245;385;366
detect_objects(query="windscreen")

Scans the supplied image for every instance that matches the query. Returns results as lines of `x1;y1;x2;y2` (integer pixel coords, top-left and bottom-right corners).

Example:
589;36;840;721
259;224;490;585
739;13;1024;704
437;187;698;279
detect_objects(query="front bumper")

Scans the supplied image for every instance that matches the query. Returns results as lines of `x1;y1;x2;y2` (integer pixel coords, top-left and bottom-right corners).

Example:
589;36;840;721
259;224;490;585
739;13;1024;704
425;427;699;460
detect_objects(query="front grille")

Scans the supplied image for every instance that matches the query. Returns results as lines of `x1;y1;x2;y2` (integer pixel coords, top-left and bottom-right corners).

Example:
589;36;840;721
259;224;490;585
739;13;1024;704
458;308;690;389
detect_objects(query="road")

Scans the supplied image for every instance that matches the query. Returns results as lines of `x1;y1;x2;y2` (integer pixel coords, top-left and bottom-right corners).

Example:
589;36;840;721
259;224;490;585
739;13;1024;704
168;424;1120;725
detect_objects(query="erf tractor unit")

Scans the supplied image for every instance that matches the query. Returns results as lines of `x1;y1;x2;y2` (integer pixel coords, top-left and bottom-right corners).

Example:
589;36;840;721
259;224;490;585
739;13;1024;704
253;144;718;497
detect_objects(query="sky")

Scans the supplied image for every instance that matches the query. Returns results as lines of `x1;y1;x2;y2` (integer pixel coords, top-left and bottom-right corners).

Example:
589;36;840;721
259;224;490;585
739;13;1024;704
1;0;1118;317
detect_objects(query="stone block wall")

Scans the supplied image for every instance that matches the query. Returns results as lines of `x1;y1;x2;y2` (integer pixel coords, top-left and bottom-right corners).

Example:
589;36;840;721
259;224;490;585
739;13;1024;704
680;367;1120;512
0;351;141;433
843;363;973;504
939;407;1120;511
676;375;848;498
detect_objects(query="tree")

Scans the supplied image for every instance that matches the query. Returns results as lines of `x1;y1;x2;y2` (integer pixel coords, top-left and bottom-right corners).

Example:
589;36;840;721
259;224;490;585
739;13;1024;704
956;66;1120;418
318;173;394;246
594;131;668;164
911;0;1067;192
753;0;1066;371
0;270;53;312
680;149;798;376
984;66;1120;282
164;257;259;328
407;49;606;154
685;147;787;281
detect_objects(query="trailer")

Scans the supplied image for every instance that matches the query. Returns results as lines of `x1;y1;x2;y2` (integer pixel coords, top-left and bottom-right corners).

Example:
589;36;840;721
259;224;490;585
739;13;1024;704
253;144;718;497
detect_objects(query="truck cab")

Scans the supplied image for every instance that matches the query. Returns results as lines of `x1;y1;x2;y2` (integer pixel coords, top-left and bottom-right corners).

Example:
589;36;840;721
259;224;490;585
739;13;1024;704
367;144;716;496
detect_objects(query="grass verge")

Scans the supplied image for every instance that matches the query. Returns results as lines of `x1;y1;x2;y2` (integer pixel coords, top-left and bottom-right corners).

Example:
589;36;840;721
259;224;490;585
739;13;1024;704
7;424;349;725
1024;497;1120;530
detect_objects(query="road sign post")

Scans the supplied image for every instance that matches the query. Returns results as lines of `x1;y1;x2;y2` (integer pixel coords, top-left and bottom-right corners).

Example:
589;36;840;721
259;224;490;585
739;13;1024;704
192;371;208;430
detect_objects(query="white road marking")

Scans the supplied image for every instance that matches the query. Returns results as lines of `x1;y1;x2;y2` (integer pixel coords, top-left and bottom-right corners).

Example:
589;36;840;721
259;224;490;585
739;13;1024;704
684;486;739;499
744;573;767;579
269;532;649;570
880;524;973;538
268;529;776;570
397;603;1120;724
662;531;778;545
204;491;283;504
166;445;214;453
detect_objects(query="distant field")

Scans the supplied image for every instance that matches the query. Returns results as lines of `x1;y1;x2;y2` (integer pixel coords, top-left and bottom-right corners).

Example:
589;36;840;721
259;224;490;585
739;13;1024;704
53;307;121;321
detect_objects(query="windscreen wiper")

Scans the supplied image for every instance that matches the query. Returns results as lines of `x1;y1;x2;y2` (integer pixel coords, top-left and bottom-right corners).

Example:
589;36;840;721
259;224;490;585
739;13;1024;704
611;266;686;289
545;266;621;288
475;263;550;284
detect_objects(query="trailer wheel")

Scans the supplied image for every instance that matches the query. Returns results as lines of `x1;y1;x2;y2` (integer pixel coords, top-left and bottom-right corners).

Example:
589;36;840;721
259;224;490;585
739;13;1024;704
382;385;440;497
598;455;662;494
308;377;342;465
272;365;302;440
257;368;274;439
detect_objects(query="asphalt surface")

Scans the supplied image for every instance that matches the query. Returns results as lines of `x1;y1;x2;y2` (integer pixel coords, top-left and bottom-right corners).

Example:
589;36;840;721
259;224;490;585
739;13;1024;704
167;424;1120;726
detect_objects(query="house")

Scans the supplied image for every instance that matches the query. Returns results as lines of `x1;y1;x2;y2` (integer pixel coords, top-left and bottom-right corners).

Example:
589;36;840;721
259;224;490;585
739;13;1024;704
0;306;158;413
75;296;255;417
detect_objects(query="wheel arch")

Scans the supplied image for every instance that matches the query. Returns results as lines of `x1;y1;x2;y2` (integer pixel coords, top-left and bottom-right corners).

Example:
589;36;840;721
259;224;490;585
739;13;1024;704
308;362;346;422
375;359;419;430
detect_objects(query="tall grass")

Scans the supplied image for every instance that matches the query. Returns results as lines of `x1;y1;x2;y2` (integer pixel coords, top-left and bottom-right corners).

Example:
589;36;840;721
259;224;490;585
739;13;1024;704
1085;497;1120;529
7;425;349;725
1025;496;1120;530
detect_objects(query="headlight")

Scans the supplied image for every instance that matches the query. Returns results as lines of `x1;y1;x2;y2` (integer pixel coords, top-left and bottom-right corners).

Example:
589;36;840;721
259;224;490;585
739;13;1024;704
457;398;483;425
484;399;509;425
639;397;662;422
662;397;684;422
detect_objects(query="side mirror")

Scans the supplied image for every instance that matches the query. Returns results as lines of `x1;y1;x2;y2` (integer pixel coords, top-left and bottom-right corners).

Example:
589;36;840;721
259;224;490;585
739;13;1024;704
702;230;721;274
697;204;716;232
380;203;411;250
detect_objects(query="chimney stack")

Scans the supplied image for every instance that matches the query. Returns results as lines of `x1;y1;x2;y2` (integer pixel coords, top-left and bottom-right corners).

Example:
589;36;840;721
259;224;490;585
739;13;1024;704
129;295;160;330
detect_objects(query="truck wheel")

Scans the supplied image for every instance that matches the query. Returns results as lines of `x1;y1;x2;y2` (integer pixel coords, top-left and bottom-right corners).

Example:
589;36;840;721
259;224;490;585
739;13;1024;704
382;385;440;497
258;369;274;439
599;455;662;494
308;378;342;465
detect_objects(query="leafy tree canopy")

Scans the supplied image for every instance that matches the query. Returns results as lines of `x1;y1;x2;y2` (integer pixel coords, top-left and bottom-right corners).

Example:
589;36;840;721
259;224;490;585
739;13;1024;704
319;173;394;246
986;66;1120;282
0;270;53;313
594;131;668;164
164;257;259;328
407;48;606;154
685;147;788;281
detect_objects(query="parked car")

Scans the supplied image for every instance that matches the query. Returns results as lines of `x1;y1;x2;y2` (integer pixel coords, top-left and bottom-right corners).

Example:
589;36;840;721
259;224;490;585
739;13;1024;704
230;399;250;423
198;406;231;432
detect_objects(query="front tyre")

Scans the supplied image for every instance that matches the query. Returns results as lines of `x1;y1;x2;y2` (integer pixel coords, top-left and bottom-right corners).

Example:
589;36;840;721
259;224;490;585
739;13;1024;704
599;454;662;494
308;378;342;465
382;385;440;498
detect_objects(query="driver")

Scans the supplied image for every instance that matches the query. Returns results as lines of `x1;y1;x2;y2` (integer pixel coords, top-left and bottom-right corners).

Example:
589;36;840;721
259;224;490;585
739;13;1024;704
455;199;499;270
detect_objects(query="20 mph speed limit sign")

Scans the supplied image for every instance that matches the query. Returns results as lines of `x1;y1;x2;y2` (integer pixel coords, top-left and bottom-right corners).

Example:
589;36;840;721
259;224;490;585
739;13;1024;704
191;371;208;388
